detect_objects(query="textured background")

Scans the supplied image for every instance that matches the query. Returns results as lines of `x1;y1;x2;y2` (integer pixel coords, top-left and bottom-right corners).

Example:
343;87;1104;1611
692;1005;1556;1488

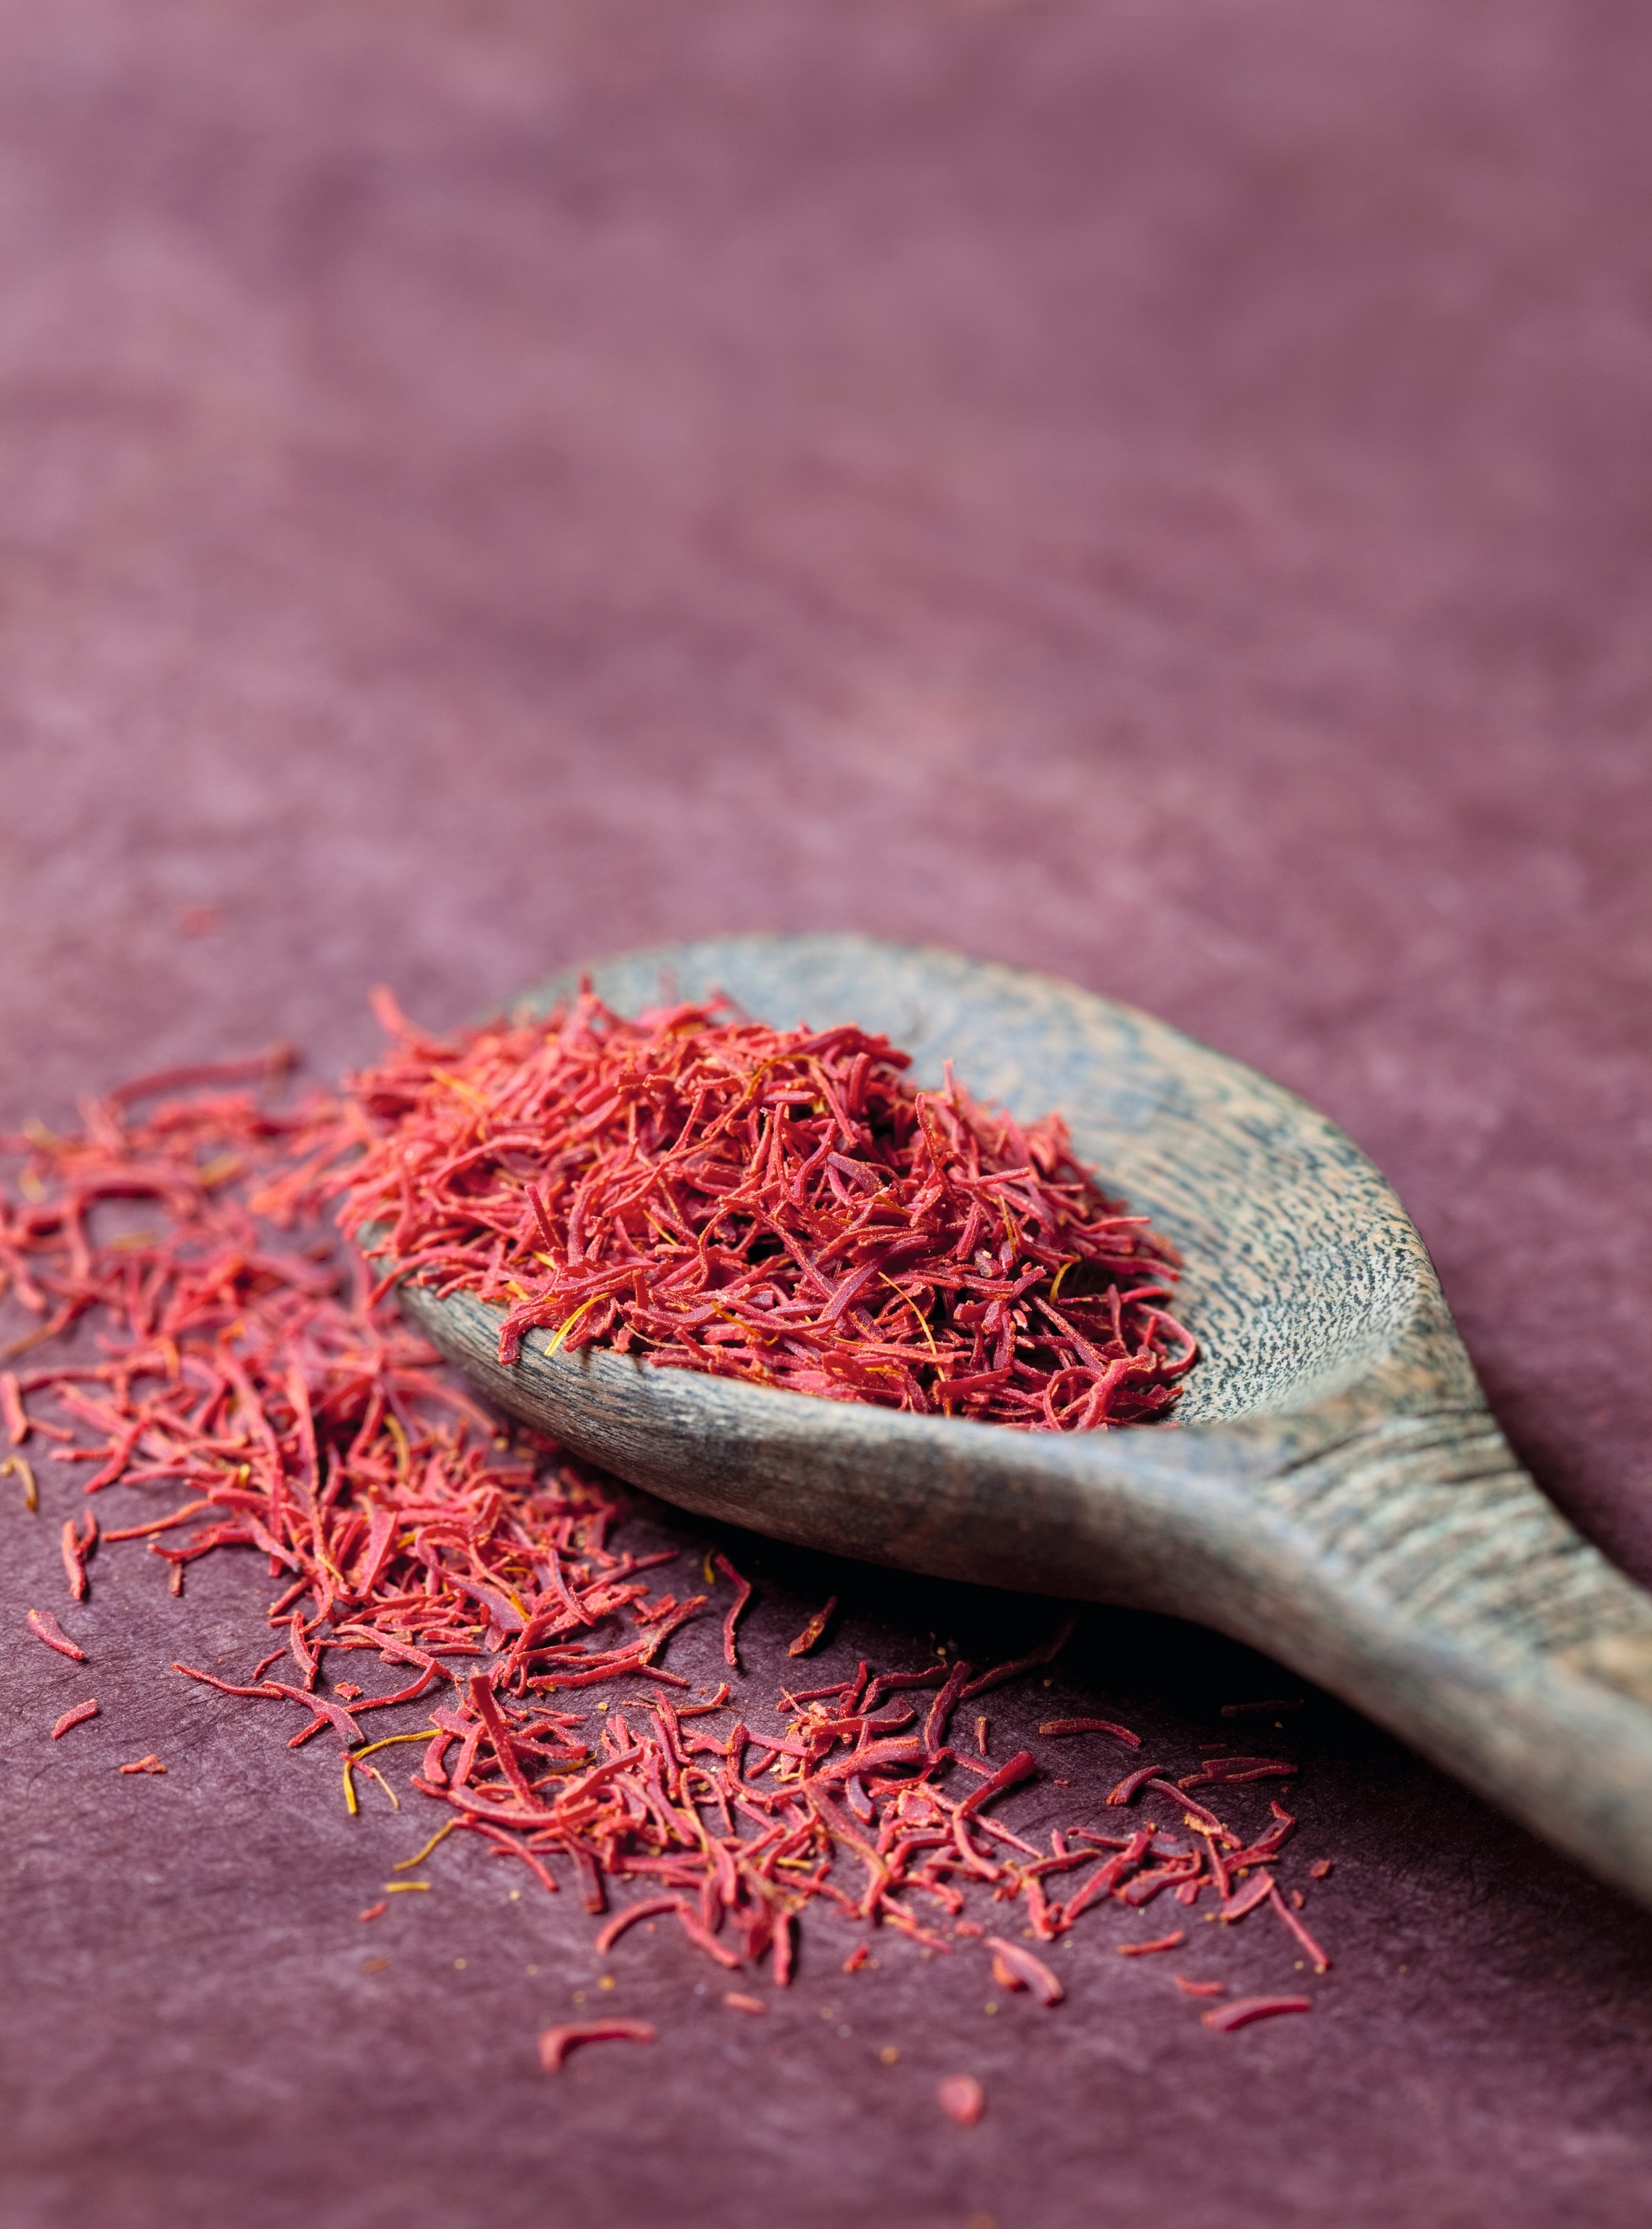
2;3;1651;2225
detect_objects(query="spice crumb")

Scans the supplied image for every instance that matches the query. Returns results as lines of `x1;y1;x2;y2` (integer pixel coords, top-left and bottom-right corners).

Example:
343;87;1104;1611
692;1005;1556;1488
363;1957;390;1974
879;2045;900;2065
938;2074;986;2127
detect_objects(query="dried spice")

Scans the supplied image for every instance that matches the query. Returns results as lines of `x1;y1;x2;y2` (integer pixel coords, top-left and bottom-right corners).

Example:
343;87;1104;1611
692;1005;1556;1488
27;1606;87;1662
1;1017;1334;2068
986;1938;1065;2005
1117;1930;1185;1955
538;2019;657;2071
337;991;1196;1429
937;2074;986;2127
1038;1717;1141;1746
1200;1994;1312;2032
1;1453;38;1509
1;1368;28;1442
787;1596;838;1657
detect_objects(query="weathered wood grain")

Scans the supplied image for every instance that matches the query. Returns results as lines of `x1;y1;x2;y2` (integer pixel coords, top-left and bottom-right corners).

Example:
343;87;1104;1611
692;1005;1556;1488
395;936;1652;1908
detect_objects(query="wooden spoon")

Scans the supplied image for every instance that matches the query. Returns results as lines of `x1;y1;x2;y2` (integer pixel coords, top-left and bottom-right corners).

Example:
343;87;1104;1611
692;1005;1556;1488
395;933;1652;1909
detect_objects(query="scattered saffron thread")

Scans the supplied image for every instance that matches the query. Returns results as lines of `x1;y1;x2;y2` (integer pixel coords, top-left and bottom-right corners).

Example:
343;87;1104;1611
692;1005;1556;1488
0;1022;1337;2061
27;1606;87;1662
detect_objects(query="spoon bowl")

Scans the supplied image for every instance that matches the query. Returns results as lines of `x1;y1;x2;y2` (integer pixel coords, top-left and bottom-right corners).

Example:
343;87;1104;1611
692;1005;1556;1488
395;935;1652;1909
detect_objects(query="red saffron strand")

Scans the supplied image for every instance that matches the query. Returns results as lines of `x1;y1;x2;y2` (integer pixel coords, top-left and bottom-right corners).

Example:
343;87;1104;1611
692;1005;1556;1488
1117;1930;1185;1956
1038;1716;1142;1748
984;1937;1065;2006
52;1699;99;1739
27;1607;88;1662
538;2019;657;2072
712;1553;753;1670
1200;1994;1312;2033
787;1596;838;1658
594;1897;681;1955
1267;1884;1332;1972
1;1369;28;1444
1106;1762;1167;1806
1220;1870;1273;1924
59;1514;96;1602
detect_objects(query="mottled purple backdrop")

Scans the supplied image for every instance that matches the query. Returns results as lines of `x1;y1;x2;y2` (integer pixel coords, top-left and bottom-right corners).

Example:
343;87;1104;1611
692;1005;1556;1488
3;4;1651;2226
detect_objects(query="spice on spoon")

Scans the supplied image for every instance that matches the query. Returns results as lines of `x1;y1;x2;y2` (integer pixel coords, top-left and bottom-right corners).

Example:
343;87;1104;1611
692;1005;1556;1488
337;990;1196;1431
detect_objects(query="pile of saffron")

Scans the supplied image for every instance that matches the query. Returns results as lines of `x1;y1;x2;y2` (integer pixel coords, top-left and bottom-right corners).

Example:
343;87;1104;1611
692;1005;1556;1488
2;1017;1331;2069
336;990;1196;1428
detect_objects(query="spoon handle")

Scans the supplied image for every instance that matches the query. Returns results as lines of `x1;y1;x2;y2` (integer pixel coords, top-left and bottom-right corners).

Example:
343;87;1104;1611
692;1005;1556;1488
1178;1404;1652;1909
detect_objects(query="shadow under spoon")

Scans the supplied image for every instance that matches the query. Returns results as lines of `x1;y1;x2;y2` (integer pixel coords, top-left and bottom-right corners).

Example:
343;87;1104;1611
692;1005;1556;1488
391;933;1652;1911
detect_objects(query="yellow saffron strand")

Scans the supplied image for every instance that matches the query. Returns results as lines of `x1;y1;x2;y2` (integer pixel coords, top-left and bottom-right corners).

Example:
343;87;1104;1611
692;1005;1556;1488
351;1728;438;1762
363;1762;401;1812
544;1294;600;1359
1;1455;38;1510
879;1274;937;1363
393;1818;459;1871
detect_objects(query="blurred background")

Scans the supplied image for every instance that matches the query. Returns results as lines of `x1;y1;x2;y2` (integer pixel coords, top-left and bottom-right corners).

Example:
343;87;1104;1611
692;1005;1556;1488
1;5;1650;2220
